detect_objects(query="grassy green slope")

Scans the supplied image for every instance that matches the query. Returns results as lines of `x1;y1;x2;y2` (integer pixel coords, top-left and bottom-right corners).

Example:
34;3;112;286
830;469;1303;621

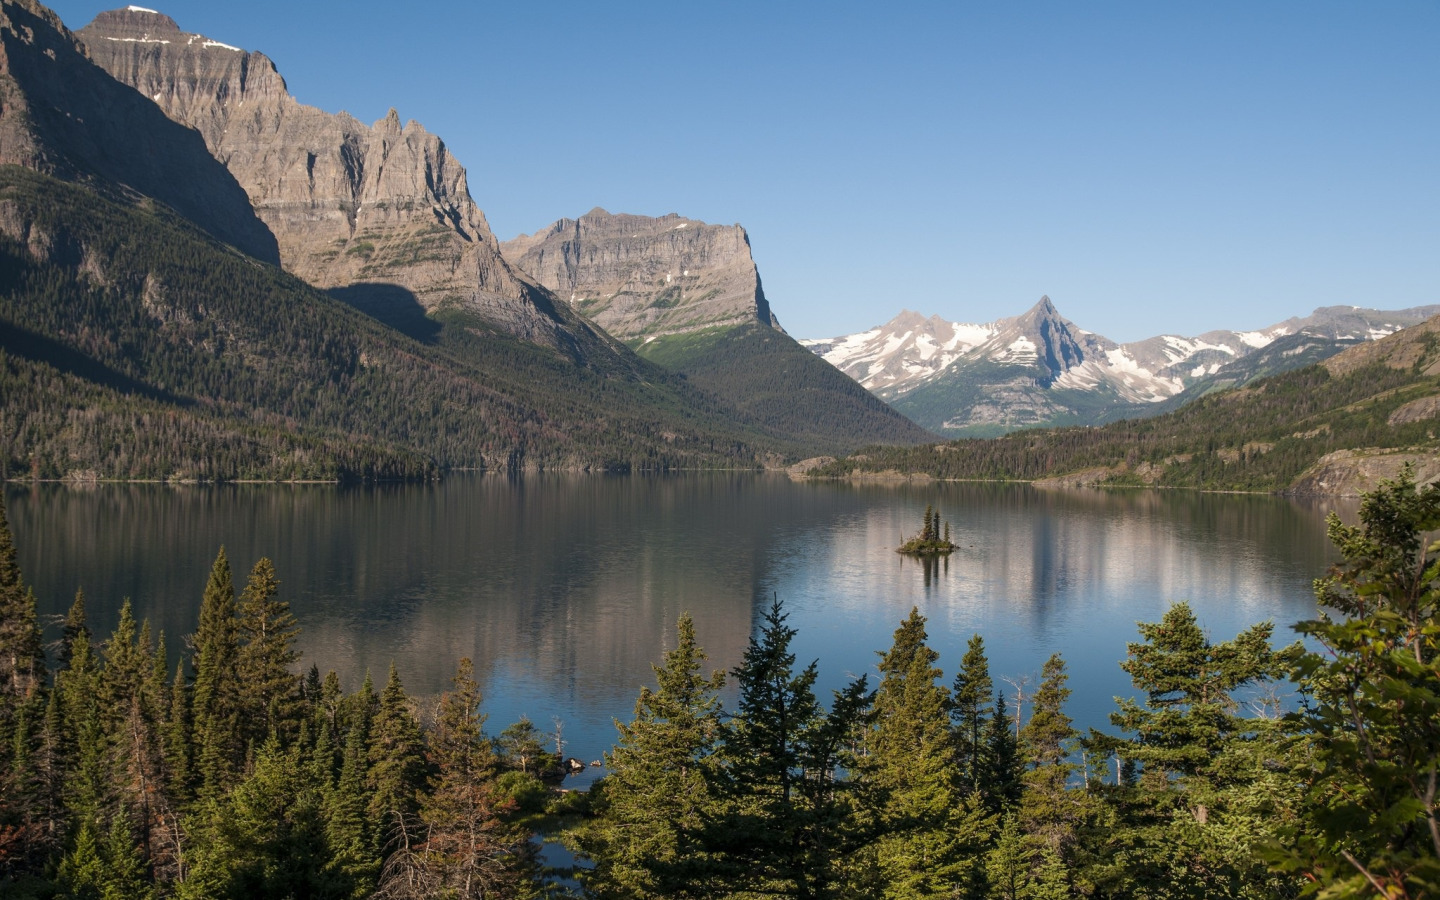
0;167;812;480
809;324;1440;492
635;323;936;453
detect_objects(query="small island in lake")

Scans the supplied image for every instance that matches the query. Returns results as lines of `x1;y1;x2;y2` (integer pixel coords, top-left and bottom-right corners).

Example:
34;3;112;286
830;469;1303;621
898;504;958;555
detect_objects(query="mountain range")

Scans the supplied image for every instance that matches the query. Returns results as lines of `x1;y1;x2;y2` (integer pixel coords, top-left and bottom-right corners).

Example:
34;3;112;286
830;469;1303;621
803;298;1440;435
805;311;1440;495
0;0;930;480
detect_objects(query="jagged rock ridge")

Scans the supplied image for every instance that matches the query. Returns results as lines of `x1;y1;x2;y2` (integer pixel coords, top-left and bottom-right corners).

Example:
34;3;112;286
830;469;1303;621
805;298;1440;434
0;0;278;262
78;6;594;349
501;208;781;342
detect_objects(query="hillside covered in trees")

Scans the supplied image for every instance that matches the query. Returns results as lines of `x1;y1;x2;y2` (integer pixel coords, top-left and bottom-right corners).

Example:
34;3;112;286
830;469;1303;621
0;168;859;481
1;474;1437;898
808;318;1440;493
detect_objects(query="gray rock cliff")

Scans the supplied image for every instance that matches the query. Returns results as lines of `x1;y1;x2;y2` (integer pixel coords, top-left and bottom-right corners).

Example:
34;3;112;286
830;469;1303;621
0;0;278;262
78;6;589;348
501;208;782;342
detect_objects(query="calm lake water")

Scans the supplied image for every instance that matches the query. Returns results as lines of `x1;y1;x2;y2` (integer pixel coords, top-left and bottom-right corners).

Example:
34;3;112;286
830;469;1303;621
5;475;1353;782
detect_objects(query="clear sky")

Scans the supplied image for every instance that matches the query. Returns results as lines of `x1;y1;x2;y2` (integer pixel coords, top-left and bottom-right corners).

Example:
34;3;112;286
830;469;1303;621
47;1;1439;342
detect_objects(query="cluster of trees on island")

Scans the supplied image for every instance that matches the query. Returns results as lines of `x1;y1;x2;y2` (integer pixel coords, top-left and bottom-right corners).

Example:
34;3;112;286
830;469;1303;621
897;504;958;555
1;472;1438;898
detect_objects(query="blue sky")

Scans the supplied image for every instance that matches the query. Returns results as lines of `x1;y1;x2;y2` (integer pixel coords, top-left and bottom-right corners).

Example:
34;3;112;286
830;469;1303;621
49;1;1438;342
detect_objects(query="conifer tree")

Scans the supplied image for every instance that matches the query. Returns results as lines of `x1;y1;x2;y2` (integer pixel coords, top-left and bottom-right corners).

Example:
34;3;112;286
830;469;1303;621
62;588;91;668
1280;469;1440;897
163;662;192;803
367;663;426;855
578;613;725;899
868;609;991;898
236;557;302;745
497;717;546;776
986;689;1023;813
182;735;338;900
0;496;43;732
1107;602;1301;896
699;598;869;899
191;548;243;797
407;657;529;899
326;720;379;894
1017;654;1090;883
952;634;994;798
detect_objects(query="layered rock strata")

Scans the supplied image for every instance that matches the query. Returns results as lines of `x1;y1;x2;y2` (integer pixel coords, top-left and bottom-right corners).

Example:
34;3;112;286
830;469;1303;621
502;208;782;342
79;6;588;347
0;0;278;262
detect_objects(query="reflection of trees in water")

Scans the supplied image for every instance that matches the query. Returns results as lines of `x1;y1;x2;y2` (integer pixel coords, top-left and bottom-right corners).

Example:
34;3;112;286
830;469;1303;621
920;553;948;589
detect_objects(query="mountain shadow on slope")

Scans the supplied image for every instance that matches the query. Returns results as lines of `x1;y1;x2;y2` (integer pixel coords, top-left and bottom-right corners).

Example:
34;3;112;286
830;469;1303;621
0;0;279;263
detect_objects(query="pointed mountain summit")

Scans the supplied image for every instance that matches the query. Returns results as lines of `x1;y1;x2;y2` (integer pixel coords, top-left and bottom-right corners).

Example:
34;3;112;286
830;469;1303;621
501;208;780;342
808;298;1440;436
78;6;600;350
0;0;278;262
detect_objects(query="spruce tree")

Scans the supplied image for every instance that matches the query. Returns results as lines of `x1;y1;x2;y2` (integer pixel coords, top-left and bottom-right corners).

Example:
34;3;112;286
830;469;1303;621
366;663;426;855
868;609;992;899
409;657;530;899
0;495;44;731
1279;469;1440;897
952;633;994;799
699;598;868;900
191;548;243;797
578;613;725;899
235;557;302;746
325;720;378;894
1017;654;1089;883
62;588;91;668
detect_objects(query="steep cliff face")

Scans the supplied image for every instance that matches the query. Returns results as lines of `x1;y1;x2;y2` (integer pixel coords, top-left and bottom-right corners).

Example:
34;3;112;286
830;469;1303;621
0;0;278;262
501;208;781;342
78;6;591;348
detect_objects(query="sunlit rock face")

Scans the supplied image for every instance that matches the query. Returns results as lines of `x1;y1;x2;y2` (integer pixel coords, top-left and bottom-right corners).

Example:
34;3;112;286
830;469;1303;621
503;208;782;342
80;6;597;349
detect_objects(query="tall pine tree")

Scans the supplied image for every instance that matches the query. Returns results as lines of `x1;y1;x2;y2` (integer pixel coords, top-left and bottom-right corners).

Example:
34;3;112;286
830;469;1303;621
579;613;725;899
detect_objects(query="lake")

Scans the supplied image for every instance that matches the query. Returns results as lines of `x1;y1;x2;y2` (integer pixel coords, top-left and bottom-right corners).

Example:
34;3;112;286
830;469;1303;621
5;475;1352;783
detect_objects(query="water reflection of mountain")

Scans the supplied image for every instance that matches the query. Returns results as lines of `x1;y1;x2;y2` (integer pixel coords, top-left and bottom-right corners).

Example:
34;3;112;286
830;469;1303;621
7;477;1348;752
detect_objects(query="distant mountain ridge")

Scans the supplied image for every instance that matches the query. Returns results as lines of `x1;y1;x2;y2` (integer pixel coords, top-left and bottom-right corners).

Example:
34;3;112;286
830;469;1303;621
77;5;600;351
804;298;1440;434
805;310;1440;495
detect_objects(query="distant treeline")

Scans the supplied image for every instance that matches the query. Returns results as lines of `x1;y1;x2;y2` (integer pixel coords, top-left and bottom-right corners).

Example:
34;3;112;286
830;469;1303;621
2;473;1438;898
810;354;1440;492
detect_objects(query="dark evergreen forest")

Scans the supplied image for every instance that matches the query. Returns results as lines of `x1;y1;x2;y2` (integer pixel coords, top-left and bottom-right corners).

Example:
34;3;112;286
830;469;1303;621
1;474;1437;899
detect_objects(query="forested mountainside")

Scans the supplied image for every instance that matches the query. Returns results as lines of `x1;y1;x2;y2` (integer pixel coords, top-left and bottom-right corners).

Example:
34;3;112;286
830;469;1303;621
3;474;1438;897
0;168;821;480
635;324;935;449
807;314;1440;494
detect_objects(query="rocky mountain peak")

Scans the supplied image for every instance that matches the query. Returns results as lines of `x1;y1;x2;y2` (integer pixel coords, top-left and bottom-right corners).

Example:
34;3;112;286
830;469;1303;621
501;208;781;342
85;5;181;37
973;296;1095;384
0;0;279;261
77;6;595;350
